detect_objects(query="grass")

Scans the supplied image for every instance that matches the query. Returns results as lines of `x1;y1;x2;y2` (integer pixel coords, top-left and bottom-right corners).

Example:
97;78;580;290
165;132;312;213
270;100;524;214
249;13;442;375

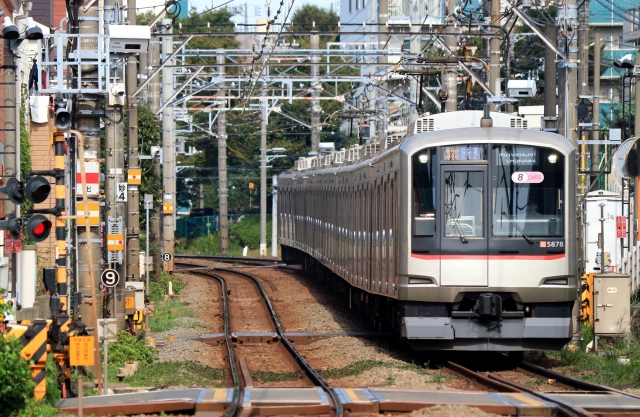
250;370;303;383
525;378;546;387
539;324;640;388
149;299;194;332
122;361;225;387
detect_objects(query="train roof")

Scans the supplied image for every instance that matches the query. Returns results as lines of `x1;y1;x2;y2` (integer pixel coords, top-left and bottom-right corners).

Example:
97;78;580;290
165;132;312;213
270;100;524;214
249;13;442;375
283;111;571;177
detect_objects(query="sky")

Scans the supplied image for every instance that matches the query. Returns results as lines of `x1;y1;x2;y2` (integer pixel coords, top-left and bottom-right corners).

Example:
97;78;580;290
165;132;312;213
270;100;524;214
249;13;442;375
135;0;338;26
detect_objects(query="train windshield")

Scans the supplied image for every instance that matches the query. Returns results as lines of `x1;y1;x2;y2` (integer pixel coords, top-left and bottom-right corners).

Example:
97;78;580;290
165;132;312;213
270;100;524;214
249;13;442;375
492;145;564;238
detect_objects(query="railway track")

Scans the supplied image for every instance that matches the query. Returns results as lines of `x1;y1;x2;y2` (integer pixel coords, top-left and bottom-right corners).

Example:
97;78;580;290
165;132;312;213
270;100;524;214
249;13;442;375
445;356;640;417
175;254;282;267
175;261;343;417
59;254;640;416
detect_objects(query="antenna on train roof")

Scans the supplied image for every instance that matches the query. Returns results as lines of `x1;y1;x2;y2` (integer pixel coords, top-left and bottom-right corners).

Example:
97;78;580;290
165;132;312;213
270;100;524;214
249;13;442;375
480;94;493;128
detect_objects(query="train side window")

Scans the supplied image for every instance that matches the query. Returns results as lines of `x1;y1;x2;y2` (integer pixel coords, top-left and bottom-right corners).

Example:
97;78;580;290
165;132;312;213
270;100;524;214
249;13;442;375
412;148;437;236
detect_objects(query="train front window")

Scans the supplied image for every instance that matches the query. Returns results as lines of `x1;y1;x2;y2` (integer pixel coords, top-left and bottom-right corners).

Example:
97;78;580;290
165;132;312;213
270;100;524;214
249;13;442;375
443;171;484;238
492;145;564;238
412;148;437;236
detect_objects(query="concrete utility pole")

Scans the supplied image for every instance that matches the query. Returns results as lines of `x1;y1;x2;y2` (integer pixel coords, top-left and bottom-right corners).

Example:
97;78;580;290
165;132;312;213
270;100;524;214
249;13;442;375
444;0;458;112
409;25;422;119
543;24;557;130
217;50;229;254
634;52;640;245
3;37;17;297
557;0;578;143
148;40;162;273
126;0;141;284
260;87;267;256
310;33;320;153
489;0;501;111
591;35;600;186
161;19;175;271
577;0;589;191
104;0;126;329
75;1;104;378
556;0;579;345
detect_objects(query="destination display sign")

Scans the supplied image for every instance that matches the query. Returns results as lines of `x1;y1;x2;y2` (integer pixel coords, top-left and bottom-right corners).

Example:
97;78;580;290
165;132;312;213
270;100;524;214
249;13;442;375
442;145;486;161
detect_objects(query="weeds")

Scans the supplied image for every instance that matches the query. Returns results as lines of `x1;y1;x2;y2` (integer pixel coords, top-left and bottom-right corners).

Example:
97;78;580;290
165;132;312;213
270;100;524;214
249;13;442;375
428;367;450;384
525;378;545;387
149;299;193;332
250;370;302;383
544;325;640;388
123;361;225;387
382;372;395;386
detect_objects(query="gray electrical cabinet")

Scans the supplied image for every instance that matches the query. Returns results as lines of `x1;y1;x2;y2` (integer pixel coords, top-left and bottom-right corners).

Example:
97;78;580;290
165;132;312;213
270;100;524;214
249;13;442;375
594;273;631;336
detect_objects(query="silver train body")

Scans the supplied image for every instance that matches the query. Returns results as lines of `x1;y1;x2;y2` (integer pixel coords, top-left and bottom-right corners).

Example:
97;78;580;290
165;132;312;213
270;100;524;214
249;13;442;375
278;111;577;351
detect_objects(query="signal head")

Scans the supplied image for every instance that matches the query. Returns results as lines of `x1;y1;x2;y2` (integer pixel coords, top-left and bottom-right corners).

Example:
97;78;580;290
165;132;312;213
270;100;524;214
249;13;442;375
25;214;52;242
0;178;24;205
25;176;51;204
0;214;22;240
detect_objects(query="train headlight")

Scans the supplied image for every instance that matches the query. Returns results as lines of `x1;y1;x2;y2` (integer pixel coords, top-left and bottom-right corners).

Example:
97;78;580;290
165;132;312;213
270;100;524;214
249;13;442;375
409;277;433;284
418;153;429;164
548;154;558;163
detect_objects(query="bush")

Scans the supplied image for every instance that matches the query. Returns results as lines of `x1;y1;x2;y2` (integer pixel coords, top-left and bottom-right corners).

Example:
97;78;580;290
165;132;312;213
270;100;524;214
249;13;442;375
149;272;185;302
230;215;272;250
0;336;35;417
107;331;158;370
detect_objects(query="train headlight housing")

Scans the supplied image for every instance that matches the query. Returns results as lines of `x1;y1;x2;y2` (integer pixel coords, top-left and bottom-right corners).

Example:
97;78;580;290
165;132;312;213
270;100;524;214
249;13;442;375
418;153;429;164
409;277;433;284
548;154;558;163
543;277;568;285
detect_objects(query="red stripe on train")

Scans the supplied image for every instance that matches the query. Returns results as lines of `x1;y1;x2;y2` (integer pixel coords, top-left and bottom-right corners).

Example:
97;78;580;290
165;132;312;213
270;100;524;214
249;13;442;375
411;254;566;261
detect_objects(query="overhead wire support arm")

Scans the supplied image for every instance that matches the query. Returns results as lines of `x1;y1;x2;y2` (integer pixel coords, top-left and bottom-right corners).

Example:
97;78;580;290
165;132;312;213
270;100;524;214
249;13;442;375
506;2;566;61
131;35;194;98
155;66;205;115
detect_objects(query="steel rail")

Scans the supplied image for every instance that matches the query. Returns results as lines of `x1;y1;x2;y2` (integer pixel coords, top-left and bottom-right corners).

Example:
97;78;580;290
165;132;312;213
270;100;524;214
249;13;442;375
175;254;282;266
173;264;242;417
213;265;344;417
519;360;640;400
176;261;342;417
488;374;596;417
446;360;595;417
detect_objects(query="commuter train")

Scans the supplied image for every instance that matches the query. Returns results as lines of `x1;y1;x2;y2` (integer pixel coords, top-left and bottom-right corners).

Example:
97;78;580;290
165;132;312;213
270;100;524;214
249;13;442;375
278;111;576;351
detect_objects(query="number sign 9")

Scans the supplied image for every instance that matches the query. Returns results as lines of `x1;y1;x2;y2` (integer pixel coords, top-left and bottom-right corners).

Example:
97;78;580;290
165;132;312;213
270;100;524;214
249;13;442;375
101;269;120;288
511;171;544;183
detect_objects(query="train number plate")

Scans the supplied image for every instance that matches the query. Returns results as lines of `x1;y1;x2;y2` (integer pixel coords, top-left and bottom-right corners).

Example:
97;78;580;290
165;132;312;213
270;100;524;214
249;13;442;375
540;241;564;248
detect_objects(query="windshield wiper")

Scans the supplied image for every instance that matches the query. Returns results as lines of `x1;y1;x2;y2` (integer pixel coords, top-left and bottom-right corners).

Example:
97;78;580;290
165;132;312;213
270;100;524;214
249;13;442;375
452;218;468;243
501;212;533;244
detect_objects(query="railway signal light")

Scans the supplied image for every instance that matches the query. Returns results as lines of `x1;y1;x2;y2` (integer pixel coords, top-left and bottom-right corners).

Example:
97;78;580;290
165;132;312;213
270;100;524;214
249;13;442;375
0;178;24;204
0;214;22;240
25;214;52;242
24;176;51;204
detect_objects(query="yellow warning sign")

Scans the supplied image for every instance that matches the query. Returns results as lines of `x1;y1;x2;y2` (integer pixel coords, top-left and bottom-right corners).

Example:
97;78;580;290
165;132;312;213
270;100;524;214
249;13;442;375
163;203;174;214
125;297;135;309
107;233;124;251
70;336;95;367
77;202;100;226
128;169;142;185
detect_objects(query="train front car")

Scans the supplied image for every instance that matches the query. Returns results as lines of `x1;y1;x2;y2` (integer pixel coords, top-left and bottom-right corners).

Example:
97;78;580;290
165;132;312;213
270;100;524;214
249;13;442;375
400;122;576;351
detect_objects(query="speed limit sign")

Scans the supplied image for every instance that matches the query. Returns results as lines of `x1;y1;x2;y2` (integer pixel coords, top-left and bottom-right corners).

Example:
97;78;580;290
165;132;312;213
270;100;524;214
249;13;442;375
101;269;120;288
162;252;173;263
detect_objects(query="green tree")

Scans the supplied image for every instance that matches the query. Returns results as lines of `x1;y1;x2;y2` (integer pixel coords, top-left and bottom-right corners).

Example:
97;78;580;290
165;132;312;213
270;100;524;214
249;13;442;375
132;105;162;227
0;292;35;417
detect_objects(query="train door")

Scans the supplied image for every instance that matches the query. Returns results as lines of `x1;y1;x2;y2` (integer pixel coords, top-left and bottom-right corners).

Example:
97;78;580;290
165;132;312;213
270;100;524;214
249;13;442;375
440;165;488;286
